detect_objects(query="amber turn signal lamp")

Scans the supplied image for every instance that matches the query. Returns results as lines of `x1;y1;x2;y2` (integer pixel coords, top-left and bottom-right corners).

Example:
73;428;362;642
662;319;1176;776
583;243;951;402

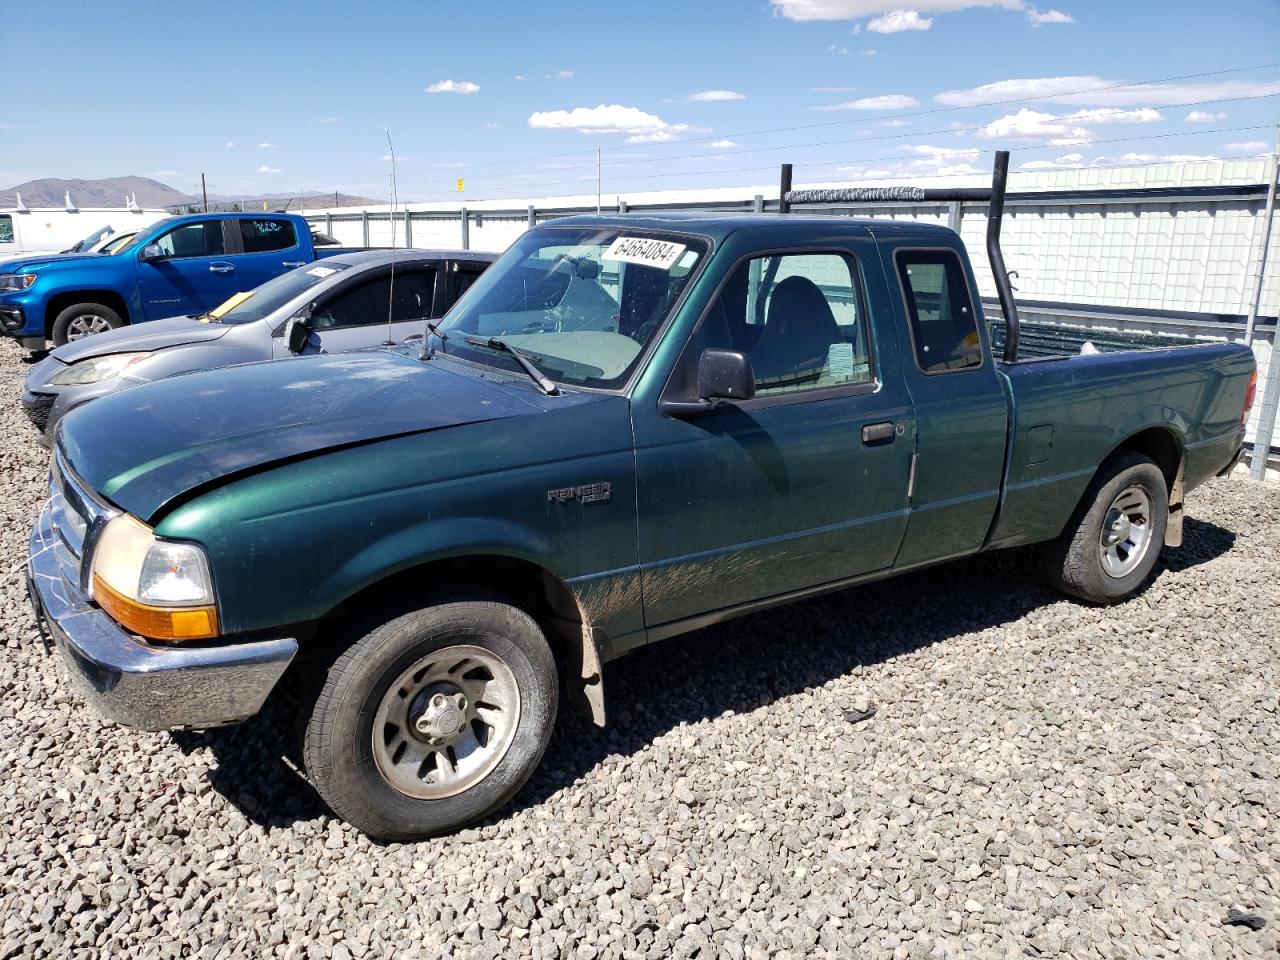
93;575;219;642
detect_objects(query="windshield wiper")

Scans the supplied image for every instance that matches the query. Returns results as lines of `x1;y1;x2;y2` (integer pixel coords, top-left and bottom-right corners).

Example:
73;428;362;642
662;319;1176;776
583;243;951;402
463;336;560;396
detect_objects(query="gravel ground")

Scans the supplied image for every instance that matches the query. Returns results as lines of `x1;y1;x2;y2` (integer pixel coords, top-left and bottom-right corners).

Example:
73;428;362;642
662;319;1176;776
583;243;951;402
0;339;1276;960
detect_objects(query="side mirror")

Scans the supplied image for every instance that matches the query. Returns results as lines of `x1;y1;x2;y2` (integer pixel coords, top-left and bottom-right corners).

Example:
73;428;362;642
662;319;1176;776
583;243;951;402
697;348;755;402
285;315;312;354
575;259;600;280
139;243;165;261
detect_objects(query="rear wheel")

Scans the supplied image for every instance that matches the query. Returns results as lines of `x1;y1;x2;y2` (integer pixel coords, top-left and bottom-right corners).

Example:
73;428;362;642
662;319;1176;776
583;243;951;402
51;303;125;346
1042;451;1169;604
301;595;558;840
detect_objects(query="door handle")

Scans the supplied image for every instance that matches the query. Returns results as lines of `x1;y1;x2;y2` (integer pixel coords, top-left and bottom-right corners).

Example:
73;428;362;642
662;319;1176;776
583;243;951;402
209;262;235;274
862;421;896;444
282;260;305;269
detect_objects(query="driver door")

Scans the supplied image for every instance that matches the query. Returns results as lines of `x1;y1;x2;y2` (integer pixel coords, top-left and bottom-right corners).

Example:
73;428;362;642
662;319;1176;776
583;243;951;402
136;219;238;319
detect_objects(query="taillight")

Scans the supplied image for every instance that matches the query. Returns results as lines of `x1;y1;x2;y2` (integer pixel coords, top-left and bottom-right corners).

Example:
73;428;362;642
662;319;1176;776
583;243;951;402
1242;369;1258;423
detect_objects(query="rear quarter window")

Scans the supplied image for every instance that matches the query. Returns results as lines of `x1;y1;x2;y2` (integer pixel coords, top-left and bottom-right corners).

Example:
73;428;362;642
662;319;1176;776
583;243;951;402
896;249;983;374
0;215;13;243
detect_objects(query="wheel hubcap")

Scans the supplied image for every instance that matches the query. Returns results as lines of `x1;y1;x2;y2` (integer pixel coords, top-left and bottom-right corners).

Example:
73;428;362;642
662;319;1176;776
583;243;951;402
372;644;520;800
67;315;111;341
1098;484;1153;578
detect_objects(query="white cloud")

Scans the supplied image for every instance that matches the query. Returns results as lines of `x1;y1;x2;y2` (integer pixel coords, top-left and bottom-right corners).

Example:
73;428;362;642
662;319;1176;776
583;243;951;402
710;139;739;148
256;165;282;174
426;80;480;94
527;104;702;143
1185;110;1225;123
225;141;236;148
257;142;275;149
858;47;878;55
937;76;1280;107
686;90;747;102
978;106;1161;142
547;69;574;80
513;74;527;81
772;0;1021;20
829;44;850;55
1225;141;1268;154
485;121;500;128
882;118;911;126
838;143;985;179
815;93;920;111
1026;7;1073;25
868;10;933;31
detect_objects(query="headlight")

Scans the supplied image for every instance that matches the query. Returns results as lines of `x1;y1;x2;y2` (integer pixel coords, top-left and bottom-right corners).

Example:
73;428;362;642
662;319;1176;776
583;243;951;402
48;352;151;386
91;514;219;641
0;273;36;292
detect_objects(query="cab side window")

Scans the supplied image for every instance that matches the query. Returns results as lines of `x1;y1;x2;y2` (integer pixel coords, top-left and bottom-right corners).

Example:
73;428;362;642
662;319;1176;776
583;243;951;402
312;269;436;329
240;219;298;253
896;250;982;373
698;252;872;397
153;221;225;259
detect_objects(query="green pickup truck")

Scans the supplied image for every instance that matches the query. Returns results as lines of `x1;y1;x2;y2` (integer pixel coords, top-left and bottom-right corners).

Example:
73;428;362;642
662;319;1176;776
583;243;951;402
29;165;1257;839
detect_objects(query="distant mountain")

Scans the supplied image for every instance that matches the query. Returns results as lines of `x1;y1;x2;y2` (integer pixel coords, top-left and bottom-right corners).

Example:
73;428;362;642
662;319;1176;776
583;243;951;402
0;176;189;208
0;176;381;211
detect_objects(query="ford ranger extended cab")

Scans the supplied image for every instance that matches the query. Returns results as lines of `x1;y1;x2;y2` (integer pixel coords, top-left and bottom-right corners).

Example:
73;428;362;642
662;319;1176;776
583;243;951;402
0;212;350;348
27;155;1256;839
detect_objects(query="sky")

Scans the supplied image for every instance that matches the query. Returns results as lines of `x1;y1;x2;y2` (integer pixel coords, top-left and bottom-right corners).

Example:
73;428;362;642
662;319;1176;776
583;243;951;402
4;0;1280;203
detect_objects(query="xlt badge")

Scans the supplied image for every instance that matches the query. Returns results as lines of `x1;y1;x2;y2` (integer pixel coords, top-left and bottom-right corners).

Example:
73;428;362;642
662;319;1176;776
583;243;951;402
547;482;612;505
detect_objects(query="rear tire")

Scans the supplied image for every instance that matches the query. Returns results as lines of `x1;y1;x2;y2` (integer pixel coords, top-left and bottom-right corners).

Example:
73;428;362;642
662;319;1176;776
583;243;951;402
1042;450;1169;604
51;303;125;346
301;596;558;840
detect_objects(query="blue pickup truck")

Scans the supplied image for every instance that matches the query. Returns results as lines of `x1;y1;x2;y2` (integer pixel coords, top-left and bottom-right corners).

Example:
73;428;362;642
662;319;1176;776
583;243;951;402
0;212;349;348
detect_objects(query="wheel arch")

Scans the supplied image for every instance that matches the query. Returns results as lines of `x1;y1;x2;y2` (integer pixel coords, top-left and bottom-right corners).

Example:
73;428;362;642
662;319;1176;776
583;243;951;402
317;553;607;727
45;289;131;337
1106;425;1186;547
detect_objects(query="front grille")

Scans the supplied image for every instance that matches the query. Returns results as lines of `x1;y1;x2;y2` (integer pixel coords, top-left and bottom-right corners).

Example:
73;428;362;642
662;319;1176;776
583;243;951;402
49;456;89;562
24;393;54;432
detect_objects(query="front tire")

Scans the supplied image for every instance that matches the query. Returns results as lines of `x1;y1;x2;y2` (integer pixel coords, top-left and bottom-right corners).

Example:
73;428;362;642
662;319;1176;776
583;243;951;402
51;302;125;346
302;596;558;840
1042;451;1169;604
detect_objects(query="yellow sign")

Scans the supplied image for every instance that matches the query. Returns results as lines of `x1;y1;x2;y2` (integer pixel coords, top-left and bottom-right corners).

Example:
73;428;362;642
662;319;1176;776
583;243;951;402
456;178;465;193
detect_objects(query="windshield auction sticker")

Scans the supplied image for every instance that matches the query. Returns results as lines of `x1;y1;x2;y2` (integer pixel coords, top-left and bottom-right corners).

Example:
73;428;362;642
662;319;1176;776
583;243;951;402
602;236;687;271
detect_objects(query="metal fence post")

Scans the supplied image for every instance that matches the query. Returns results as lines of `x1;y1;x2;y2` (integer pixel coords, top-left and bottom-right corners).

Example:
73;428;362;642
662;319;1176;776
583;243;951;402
619;200;628;214
325;212;333;236
405;211;413;248
1245;131;1279;345
1250;329;1280;479
527;205;536;229
753;195;764;214
460;207;469;250
361;210;369;247
948;200;963;234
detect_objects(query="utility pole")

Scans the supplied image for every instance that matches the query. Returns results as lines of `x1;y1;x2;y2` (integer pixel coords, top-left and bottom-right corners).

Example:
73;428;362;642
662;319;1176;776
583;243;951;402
201;173;208;213
596;147;602;214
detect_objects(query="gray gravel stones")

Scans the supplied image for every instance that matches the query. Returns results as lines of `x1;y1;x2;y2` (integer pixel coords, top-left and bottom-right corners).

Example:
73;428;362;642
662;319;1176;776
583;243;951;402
0;339;1276;958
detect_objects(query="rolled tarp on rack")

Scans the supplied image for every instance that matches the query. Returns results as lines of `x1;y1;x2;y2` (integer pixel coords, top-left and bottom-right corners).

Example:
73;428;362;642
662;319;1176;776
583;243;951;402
778;150;1022;363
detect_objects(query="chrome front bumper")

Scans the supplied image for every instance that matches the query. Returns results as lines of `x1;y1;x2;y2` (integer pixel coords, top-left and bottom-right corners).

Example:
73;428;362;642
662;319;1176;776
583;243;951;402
28;503;297;731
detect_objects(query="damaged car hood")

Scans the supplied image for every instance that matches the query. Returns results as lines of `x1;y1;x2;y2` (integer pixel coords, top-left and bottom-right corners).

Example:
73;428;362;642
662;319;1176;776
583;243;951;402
57;351;544;520
52;315;232;363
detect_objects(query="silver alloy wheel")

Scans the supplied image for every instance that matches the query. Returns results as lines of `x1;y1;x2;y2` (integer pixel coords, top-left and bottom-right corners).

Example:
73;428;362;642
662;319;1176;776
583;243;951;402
1098;484;1153;578
372;644;521;800
66;314;113;340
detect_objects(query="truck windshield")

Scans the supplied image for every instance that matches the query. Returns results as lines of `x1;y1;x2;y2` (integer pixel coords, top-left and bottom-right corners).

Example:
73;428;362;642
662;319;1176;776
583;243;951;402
217;262;351;325
434;226;707;390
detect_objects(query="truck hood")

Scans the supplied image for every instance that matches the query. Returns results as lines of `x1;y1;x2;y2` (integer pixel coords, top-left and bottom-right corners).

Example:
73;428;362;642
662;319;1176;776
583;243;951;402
52;314;231;363
0;252;111;273
57;351;546;521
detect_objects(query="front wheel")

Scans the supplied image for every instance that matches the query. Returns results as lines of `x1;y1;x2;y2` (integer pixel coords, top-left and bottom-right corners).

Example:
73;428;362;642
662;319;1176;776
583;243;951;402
302;596;558;840
51;302;125;346
1042;451;1169;604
